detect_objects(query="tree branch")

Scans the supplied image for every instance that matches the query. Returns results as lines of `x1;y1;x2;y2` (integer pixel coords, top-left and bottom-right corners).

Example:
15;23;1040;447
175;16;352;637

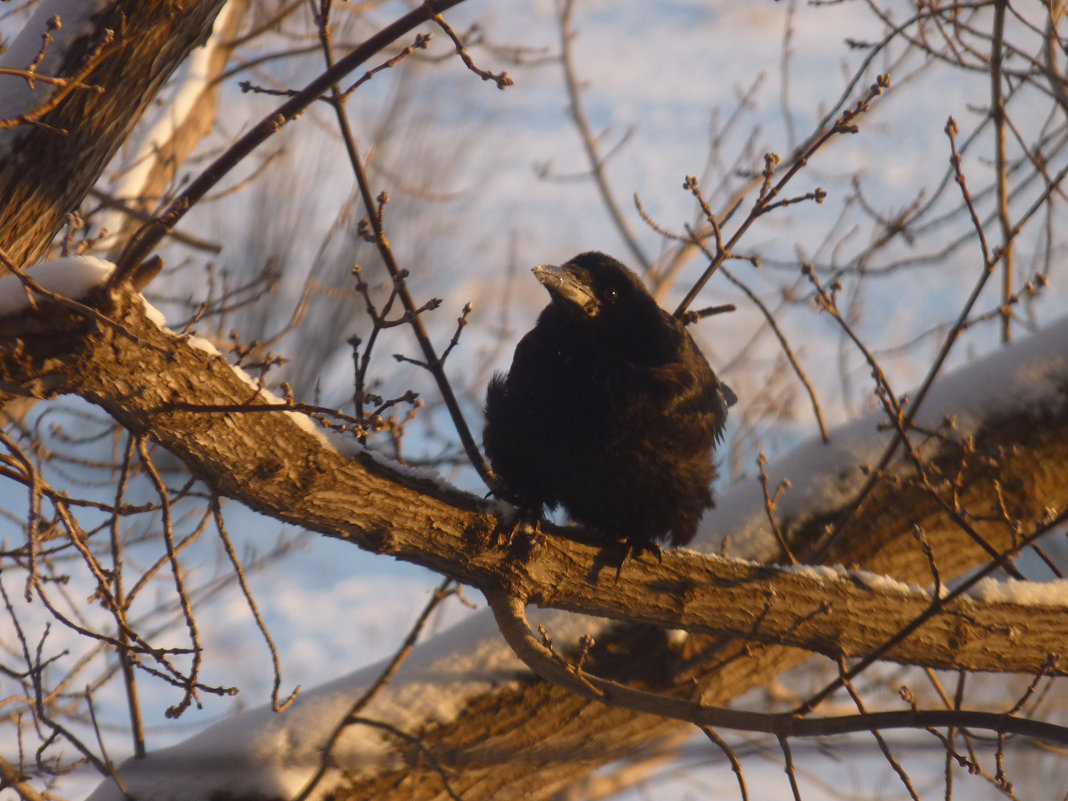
1;283;1066;678
484;588;1068;744
0;0;231;267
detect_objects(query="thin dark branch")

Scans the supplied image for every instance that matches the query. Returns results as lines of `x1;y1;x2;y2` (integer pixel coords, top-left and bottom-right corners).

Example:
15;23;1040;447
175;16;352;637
485;587;1068;744
116;0;470;277
557;0;651;272
291;576;456;801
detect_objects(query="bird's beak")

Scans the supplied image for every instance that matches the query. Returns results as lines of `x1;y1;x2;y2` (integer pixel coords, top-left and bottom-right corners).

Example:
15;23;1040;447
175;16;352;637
533;264;601;317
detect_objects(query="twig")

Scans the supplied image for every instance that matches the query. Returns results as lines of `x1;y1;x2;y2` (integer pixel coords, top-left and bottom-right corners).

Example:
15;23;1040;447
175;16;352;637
1006;655;1057;716
556;0;651;272
777;735;802;801
439;302;474;364
430;6;513;88
0;429;43;601
348;717;463;801
108;435;145;758
757;451;797;564
85;685;125;794
679;302;736;325
291;576;457;801
701;727;749;801
0;24;111;132
212;495;300;714
685;230;829;441
673;75;890;318
136;438;202;719
313;8;495;488
837;656;922;801
990;0;1013;343
484;587;1068;743
0;576;110;775
0;753;47;801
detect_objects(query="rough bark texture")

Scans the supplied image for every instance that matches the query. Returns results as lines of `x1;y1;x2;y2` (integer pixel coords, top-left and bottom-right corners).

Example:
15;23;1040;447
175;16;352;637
0;0;228;268
0;5;1066;800
0;286;1065;800
102;0;251;250
2;293;1064;676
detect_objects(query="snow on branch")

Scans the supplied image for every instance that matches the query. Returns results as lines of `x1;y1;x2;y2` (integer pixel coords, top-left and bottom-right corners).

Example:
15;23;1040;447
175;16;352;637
0;0;112;133
2;258;1067;800
1;258;1066;673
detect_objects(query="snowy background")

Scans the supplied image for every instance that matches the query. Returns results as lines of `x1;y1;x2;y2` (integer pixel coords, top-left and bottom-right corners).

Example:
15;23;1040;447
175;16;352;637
1;0;1067;799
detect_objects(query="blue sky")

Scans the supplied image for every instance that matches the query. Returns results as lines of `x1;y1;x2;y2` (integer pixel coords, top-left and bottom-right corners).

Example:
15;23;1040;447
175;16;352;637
2;1;1066;798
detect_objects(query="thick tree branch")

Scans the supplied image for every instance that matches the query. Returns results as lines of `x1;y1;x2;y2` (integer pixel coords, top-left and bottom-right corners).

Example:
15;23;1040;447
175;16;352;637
0;0;230;267
1;4;1065;800
5;273;1068;801
1;284;1066;679
485;588;1068;744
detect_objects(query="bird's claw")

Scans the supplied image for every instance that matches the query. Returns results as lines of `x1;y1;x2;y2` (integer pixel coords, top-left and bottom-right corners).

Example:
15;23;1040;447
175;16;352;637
589;534;663;579
616;539;662;577
630;539;663;563
490;506;542;560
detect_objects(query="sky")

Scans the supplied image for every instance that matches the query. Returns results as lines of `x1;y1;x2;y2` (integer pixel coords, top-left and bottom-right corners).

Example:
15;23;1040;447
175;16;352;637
2;256;1055;800
1;0;1067;799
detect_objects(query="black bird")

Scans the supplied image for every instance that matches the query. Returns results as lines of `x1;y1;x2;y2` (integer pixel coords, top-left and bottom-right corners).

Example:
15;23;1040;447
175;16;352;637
483;251;733;548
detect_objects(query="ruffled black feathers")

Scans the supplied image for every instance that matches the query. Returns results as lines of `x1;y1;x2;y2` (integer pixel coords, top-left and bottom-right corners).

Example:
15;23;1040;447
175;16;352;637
484;252;732;547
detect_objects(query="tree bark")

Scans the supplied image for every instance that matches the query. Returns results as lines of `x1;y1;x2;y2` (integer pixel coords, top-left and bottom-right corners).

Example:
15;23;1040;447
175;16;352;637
1;5;1067;800
0;0;228;268
3;279;1067;801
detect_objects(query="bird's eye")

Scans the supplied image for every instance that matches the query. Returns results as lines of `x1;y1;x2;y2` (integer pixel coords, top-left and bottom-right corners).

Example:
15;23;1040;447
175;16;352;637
604;288;619;304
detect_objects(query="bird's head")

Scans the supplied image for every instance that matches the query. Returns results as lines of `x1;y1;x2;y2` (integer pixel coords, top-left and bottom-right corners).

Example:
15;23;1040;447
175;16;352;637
533;251;680;362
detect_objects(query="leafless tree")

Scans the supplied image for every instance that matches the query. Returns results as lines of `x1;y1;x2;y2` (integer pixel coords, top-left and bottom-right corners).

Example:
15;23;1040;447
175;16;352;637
0;1;1066;800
